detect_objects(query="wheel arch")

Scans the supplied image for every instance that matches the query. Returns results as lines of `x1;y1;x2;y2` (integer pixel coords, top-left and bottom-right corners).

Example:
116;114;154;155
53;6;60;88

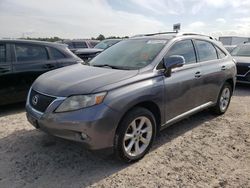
115;100;162;135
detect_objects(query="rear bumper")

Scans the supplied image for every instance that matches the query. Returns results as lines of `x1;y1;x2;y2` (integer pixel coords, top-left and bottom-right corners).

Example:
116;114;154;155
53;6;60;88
26;100;120;150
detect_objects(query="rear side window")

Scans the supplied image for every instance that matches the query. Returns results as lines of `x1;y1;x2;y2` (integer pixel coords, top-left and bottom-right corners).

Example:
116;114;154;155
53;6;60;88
15;44;48;62
73;42;88;48
167;40;197;64
0;44;6;63
215;46;226;59
50;47;66;59
195;40;218;62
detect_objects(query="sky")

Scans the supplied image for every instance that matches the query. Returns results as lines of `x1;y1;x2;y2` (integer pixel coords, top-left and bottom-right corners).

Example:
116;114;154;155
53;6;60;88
0;0;250;39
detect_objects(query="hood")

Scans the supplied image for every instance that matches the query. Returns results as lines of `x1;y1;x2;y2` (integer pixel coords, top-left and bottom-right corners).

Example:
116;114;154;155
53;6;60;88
233;56;250;64
75;48;103;55
32;64;138;97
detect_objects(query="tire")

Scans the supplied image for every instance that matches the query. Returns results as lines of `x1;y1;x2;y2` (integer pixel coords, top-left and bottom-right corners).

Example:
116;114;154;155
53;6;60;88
211;82;232;115
114;107;156;163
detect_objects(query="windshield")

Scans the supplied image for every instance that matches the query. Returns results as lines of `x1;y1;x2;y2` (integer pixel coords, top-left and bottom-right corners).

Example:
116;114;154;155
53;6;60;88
90;39;167;70
231;45;250;57
94;40;120;49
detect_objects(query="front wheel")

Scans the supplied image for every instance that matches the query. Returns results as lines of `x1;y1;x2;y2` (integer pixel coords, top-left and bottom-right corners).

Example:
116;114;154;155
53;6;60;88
211;82;232;115
114;107;156;163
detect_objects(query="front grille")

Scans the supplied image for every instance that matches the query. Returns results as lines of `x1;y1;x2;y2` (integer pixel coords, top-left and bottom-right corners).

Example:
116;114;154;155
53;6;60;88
237;63;250;75
29;89;56;113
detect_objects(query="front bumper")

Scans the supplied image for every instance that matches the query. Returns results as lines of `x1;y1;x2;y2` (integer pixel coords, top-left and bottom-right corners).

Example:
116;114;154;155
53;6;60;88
26;97;120;150
236;64;250;84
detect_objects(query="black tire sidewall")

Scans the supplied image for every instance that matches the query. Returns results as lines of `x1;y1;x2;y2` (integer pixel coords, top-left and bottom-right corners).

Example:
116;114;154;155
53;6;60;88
217;83;232;114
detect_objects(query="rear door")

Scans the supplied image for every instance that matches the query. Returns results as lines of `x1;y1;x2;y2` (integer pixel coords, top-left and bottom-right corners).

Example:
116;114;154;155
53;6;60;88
162;39;203;122
194;40;227;104
12;43;57;100
0;42;16;105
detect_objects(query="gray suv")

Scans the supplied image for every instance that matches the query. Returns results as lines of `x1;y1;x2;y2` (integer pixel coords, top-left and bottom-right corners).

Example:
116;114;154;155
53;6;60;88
26;33;236;162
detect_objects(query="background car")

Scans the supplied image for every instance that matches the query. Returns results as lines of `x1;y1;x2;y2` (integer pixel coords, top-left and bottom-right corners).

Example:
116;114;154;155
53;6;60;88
0;39;83;105
231;43;250;84
58;39;100;53
224;45;236;53
74;39;121;62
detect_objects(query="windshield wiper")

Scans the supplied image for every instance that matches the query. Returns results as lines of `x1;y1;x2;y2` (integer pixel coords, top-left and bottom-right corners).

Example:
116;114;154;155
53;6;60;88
93;64;129;70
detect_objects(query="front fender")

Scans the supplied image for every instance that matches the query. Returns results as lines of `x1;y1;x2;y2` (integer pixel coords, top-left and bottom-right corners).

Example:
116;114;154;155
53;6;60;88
104;76;165;125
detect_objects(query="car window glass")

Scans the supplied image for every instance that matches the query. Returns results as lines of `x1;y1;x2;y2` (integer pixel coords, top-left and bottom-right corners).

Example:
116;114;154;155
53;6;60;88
15;44;48;62
65;42;74;49
74;42;88;48
166;40;196;64
215;46;226;59
0;44;6;63
50;47;66;59
195;40;218;62
231;45;250;57
90;39;167;69
90;41;99;47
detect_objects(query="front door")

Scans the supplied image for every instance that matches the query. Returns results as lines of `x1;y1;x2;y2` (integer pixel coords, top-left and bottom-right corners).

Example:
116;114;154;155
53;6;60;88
161;39;203;122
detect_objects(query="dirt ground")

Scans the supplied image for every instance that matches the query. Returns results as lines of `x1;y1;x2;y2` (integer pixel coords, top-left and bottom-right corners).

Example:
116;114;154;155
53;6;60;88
0;84;249;188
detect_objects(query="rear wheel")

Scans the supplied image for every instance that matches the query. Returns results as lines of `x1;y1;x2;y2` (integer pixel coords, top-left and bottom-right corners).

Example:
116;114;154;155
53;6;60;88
114;107;156;163
211;82;232;115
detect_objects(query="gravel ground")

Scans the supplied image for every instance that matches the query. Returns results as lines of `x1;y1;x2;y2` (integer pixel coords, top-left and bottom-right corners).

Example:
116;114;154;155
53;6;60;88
0;85;249;188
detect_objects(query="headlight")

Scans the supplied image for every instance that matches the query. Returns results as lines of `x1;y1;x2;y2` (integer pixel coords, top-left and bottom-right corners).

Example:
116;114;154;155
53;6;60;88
55;92;107;112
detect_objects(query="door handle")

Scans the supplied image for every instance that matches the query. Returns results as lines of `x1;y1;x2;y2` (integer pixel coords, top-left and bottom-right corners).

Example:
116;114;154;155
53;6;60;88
221;65;226;71
195;71;202;78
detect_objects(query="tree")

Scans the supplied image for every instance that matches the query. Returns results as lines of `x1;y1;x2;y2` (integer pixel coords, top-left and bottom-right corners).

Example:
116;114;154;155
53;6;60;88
96;34;105;41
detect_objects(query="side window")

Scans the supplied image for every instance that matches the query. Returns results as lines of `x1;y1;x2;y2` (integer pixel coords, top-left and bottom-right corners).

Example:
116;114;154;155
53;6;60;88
73;42;88;48
195;40;218;62
50;47;66;59
15;44;48;62
167;40;197;64
215;46;226;59
0;44;6;63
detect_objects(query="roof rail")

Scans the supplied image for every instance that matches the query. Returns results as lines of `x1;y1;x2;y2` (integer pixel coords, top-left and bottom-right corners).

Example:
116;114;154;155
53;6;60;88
131;31;178;38
178;32;216;40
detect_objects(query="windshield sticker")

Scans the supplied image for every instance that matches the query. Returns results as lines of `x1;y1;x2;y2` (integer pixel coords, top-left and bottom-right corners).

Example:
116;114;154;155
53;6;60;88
147;40;167;44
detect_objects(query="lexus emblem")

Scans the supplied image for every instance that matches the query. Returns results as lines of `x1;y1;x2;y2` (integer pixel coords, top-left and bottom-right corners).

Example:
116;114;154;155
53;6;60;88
32;95;39;105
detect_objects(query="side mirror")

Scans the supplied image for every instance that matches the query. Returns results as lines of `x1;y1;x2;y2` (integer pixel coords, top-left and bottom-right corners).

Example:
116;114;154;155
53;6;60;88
163;55;185;77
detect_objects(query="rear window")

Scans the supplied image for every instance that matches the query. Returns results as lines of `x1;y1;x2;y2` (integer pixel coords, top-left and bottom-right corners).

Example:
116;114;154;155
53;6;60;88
195;40;218;62
73;42;88;48
0;44;6;63
231;45;250;57
50;47;66;59
15;44;48;62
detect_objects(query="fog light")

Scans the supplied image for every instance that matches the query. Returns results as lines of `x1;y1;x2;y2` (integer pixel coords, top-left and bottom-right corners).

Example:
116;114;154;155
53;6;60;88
81;132;88;140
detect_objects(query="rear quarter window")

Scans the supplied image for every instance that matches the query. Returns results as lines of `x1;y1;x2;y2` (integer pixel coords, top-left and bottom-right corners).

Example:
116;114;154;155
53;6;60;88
49;47;66;59
15;44;48;62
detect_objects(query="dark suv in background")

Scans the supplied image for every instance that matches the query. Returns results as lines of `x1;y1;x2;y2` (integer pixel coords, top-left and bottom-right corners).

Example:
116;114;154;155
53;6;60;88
0;39;82;105
26;33;236;162
231;43;250;84
75;39;121;61
58;39;100;53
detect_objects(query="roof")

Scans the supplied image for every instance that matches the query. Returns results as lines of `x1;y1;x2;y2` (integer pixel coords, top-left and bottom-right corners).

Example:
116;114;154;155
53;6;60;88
0;39;67;48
